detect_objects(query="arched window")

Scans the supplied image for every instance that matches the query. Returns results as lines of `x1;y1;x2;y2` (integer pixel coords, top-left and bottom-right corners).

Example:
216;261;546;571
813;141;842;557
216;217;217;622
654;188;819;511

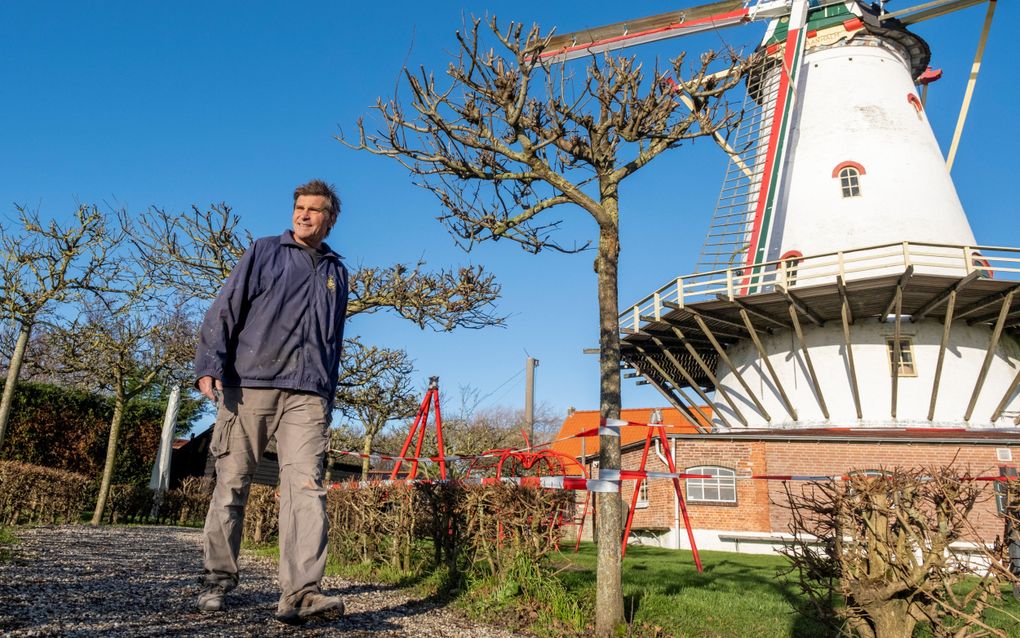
686;466;737;504
832;161;866;198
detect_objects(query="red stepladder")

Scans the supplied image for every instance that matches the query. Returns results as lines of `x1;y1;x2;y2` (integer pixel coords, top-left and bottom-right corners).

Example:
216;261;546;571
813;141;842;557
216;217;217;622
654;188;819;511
620;425;702;572
389;377;447;481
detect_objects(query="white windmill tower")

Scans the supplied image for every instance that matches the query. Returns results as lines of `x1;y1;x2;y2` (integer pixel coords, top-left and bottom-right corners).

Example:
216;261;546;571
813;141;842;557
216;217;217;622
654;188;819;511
544;0;1015;431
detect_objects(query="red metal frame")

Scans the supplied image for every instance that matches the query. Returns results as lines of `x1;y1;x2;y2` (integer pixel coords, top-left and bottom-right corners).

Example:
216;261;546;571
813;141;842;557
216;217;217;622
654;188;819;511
389;377;447;481
620;425;702;572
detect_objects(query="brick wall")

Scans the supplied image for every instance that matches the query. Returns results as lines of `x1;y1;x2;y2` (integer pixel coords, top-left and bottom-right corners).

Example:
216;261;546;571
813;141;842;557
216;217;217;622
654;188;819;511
615;437;1018;543
764;441;1018;540
621;440;772;533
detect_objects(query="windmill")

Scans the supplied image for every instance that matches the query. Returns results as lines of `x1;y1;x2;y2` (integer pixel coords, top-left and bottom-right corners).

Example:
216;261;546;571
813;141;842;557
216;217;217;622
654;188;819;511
546;0;1014;431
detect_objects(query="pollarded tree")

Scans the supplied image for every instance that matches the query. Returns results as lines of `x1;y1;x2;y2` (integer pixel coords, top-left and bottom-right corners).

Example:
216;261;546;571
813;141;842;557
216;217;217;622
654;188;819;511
0;204;123;452
128;204;504;329
42;294;196;525
343;16;753;633
335;344;418;479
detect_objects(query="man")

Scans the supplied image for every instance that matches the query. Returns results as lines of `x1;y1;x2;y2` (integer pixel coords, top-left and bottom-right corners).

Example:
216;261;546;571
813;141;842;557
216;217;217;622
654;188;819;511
193;179;349;624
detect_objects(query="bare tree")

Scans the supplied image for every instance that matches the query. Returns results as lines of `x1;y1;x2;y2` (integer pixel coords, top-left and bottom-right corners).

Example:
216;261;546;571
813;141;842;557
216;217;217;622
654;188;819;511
781;467;1020;637
0;204;123;452
343;16;752;632
129;204;504;329
41;295;196;525
335;344;418;479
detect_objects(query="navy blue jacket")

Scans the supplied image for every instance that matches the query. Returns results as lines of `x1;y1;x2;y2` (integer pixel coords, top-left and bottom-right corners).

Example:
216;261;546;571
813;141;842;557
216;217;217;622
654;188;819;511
194;230;349;403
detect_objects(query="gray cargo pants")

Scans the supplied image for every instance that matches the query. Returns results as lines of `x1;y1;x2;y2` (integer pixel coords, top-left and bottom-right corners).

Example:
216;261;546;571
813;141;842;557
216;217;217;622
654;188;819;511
201;387;330;612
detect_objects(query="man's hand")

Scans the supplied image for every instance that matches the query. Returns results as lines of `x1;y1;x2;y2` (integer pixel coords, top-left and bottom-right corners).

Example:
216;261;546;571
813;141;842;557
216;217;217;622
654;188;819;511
197;376;223;402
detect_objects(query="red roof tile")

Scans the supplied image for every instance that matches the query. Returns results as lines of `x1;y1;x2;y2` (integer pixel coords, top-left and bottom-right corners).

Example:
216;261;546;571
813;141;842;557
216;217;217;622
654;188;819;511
548;407;709;475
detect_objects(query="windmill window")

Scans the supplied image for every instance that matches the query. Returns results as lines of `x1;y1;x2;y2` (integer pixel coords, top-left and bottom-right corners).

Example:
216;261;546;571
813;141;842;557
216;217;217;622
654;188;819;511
832;161;866;198
886;338;917;377
839;167;862;197
686;466;737;504
780;250;803;287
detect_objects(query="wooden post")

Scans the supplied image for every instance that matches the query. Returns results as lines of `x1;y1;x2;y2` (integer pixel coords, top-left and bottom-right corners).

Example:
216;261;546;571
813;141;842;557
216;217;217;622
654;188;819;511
837;278;862;420
691;314;771;422
788;305;829;420
669;326;747;426
965;290;1015;421
739;309;798;420
928;290;957;421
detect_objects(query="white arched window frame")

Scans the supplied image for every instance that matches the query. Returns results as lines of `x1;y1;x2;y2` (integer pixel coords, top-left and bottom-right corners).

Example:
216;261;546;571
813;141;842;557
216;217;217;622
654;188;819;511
832;161;866;198
839;167;862;198
685;466;737;504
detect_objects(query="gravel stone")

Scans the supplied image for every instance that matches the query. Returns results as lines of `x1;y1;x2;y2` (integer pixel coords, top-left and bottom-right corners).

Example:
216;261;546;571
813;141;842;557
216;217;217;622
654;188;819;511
0;525;530;637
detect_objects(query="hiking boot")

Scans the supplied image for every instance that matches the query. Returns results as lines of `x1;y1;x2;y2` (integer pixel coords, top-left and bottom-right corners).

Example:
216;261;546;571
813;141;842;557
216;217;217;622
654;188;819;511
275;592;344;625
196;582;228;613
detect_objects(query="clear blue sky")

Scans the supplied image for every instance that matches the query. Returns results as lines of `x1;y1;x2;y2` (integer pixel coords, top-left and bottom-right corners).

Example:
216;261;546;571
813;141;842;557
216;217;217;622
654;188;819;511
1;1;1017;422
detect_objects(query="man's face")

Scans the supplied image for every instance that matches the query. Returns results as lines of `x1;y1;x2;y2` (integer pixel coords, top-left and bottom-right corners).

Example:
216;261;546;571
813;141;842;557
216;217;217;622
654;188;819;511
292;195;332;248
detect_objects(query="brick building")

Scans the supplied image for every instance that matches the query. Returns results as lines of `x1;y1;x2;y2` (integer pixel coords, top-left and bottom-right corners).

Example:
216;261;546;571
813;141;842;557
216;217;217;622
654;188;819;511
553;412;1020;554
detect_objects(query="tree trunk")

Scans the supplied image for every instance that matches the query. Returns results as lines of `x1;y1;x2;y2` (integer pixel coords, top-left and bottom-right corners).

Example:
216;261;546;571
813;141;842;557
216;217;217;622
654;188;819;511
594;216;625;636
0;322;32;453
91;393;126;526
361;431;375;480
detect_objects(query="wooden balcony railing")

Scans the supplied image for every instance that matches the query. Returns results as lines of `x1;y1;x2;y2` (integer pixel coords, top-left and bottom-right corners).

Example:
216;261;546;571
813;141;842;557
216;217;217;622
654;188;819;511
619;242;1020;331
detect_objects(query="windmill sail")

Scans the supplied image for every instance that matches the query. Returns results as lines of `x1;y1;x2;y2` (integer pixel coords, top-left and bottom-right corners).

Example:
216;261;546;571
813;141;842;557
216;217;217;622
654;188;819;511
695;59;780;274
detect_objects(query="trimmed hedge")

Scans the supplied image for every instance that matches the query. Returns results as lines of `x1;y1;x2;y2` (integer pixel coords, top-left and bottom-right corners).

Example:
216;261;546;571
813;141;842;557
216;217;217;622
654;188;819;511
0;461;91;525
242;481;574;584
0;461;213;526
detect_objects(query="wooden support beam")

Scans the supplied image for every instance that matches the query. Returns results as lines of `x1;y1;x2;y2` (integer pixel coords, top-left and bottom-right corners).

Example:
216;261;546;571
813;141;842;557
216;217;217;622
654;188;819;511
955;286;1020;321
879;266;914;322
691;314;772;423
788;304;830;420
717;295;790;330
739;309;798;421
669;326;747;426
990;366;1020;423
641;315;744;341
632;345;717;431
911;271;980;322
645;338;738;430
928;289;957;421
837;276;854;326
625;356;709;433
967;305;1020;326
679;305;755;335
964;290;1015;421
782;289;825;327
839;288;863;420
891;293;903;420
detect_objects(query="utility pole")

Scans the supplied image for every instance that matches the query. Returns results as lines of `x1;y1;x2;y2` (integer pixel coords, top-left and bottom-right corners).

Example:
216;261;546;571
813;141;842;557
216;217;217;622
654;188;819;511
525;356;539;445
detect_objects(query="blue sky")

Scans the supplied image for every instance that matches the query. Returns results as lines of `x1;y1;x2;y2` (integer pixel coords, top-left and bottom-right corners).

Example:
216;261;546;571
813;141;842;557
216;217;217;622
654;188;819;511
1;1;1017;422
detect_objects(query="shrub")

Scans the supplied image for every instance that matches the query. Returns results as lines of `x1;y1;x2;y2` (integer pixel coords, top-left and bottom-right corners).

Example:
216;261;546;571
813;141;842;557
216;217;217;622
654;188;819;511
0;461;92;525
240;480;573;590
781;466;1020;638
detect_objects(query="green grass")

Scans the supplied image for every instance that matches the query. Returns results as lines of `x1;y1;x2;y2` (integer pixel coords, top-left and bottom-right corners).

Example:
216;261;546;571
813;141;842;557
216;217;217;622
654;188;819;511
0;525;17;562
553;543;829;638
553;544;1020;638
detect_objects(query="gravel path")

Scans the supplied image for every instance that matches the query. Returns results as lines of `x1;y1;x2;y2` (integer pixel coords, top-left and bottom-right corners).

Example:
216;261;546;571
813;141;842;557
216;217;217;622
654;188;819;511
0;525;529;637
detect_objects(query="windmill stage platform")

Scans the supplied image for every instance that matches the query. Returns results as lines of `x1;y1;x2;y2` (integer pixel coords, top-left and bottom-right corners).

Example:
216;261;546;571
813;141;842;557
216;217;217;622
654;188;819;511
619;241;1020;430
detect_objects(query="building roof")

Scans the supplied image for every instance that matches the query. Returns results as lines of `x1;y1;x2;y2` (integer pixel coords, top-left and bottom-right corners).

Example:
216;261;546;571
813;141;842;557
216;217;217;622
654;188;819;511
548;407;708;473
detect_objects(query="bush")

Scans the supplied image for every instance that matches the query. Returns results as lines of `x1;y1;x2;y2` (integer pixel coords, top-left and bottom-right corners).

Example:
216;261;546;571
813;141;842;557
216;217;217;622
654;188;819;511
0;461;92;525
781;467;1020;638
240;480;574;590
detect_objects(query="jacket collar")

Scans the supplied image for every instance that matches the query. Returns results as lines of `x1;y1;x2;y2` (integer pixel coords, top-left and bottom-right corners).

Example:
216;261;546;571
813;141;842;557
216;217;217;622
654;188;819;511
280;230;343;260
